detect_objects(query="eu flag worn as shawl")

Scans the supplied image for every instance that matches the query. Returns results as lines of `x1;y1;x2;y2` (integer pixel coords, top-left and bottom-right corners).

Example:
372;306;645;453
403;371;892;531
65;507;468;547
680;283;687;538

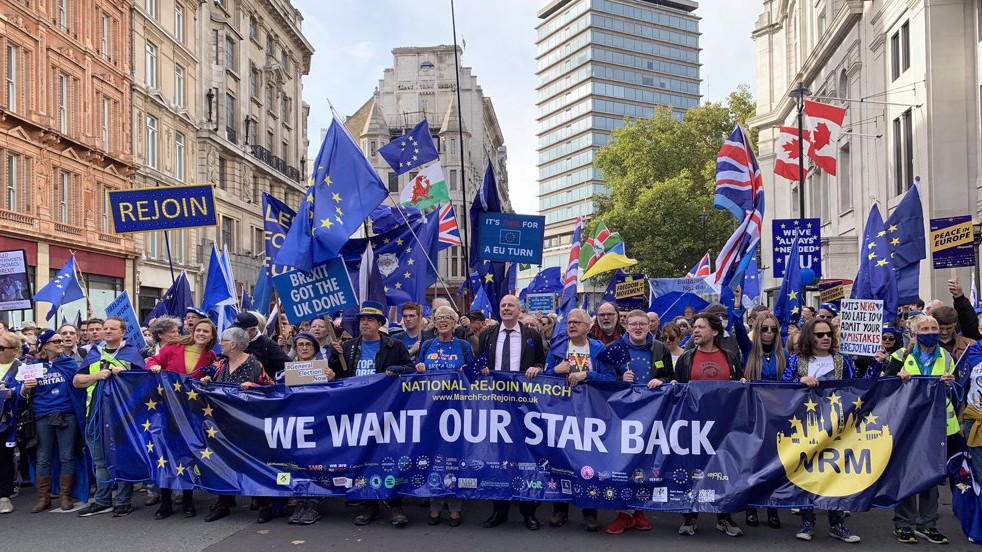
885;178;926;305
378;119;440;176
851;204;900;323
143;272;193;325
773;234;803;330
34;255;85;321
276;118;388;273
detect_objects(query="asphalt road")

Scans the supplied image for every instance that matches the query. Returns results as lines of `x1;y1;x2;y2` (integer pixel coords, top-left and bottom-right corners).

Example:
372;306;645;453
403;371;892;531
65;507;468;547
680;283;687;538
0;489;976;551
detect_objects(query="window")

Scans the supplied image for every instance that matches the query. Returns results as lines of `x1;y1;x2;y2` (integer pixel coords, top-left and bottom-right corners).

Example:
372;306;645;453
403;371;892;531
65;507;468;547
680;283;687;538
253;227;264;255
146;0;156;18
249;16;257;40
221;216;235;251
56;170;69;223
57;0;67;31
791;184;800;218
174;229;185;264
224;37;235;71
175;132;185;181
174;65;185;107
225;93;235;130
5;44;16;112
280;95;289;119
5;152;19;211
388;172;398;193
449;169;458;191
146;115;158;169
281;50;289;72
838;143;852;213
218;157;227;189
249;67;259;98
101;186;110;233
174;3;184;43
147;232;158;259
266;130;273;152
281;140;288;162
893;109;914;194
450;138;456;155
900;21;910;71
101;97;110;151
145;41;157;88
265;84;274;110
57;73;68;133
890;32;900;81
100;15;109;60
266;34;274;56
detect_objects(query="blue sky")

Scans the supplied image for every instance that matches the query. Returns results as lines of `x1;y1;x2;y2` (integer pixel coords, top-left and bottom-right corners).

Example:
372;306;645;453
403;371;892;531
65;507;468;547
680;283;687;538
294;0;759;214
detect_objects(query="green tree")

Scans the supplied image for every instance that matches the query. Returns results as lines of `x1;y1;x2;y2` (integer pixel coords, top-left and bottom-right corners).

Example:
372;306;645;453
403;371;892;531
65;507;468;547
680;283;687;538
593;86;757;278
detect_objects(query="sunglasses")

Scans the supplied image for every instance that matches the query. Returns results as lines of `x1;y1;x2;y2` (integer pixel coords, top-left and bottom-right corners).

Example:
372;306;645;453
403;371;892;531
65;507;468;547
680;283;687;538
0;345;16;351
814;331;834;338
818;315;834;320
761;326;779;333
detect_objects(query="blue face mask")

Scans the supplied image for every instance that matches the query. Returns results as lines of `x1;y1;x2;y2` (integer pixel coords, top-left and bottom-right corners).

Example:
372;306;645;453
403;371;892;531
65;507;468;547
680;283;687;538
917;333;940;348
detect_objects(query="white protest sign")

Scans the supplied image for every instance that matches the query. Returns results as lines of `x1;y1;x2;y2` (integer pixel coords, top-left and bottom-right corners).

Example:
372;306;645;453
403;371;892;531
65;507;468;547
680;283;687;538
838;299;883;357
15;363;44;381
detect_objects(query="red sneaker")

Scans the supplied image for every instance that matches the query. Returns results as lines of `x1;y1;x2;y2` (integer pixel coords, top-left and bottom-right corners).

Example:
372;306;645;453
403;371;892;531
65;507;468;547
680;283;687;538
632;510;652;531
605;512;636;534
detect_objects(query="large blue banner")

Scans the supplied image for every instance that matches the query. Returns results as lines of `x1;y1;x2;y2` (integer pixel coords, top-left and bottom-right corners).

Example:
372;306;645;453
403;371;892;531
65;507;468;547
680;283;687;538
103;372;947;512
109;184;217;233
262;193;296;279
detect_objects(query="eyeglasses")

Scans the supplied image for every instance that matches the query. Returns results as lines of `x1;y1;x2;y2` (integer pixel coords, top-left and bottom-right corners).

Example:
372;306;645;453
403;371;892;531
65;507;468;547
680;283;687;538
761;326;779;334
665;335;677;342
567;320;588;326
434;316;454;322
814;331;833;338
0;345;15;351
881;335;896;340
818;315;834;320
627;322;647;328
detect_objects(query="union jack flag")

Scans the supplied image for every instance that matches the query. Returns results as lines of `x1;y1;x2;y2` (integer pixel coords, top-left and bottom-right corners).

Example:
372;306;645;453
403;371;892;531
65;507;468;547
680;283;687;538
685;253;711;278
559;217;583;308
436;203;461;250
713;124;765;286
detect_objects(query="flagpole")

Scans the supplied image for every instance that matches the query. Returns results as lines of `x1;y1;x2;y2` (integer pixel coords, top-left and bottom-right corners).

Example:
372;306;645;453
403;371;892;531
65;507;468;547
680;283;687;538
790;78;809;222
163;231;177;287
450;0;472;300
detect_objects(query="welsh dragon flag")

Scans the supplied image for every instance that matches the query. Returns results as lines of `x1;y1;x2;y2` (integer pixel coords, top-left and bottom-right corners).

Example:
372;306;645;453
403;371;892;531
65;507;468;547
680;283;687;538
401;161;450;211
578;220;637;280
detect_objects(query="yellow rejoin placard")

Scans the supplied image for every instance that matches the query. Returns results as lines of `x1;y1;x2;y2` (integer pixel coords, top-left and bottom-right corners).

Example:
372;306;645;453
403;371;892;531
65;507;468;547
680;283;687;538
930;220;973;253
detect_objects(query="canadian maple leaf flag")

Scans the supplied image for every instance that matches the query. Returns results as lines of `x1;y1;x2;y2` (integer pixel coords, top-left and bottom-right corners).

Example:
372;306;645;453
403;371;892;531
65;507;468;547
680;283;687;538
774;126;808;181
803;100;847;175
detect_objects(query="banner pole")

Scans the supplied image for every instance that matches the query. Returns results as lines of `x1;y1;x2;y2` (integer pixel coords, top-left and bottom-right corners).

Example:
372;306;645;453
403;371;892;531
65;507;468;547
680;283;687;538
163;231;177;287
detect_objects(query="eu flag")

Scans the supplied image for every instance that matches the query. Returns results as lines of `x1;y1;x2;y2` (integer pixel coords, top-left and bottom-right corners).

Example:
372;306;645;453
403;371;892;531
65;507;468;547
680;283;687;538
251;261;273;317
378;119;440;175
851;204;900;323
201;245;236;334
885;178;926;305
742;255;762;308
370;203;422;235
518;267;562;302
34;255;86;321
457;271;481;298
143;272;193;325
471;286;494;320
276;118;388;272
773;233;802;330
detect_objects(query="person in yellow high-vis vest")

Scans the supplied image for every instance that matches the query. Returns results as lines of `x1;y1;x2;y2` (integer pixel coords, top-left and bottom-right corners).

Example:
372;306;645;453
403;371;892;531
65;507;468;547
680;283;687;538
885;315;960;545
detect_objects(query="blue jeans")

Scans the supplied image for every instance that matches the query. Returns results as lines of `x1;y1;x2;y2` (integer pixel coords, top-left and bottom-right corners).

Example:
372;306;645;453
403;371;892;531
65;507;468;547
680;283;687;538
87;428;133;507
35;413;76;478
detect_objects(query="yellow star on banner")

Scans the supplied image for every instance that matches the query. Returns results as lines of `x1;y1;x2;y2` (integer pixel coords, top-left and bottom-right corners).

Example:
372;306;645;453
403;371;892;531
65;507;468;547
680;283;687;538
335;215;343;224
176;464;186;476
157;456;167;468
403;271;411;279
173;381;182;392
405;246;412;253
396;238;404;245
206;426;218;438
146;442;154;453
864;413;878;425
867;242;876;250
853;397;864;409
142;420;151;431
200;448;213;460
335;206;344;216
888;224;898;232
394;282;402;289
383;286;389;293
186;390;198;401
407;258;414;265
804;398;817;412
484;273;494;283
877;230;886;237
383;238;390;244
791;306;800;314
157;385;164;396
891;237;900;246
320;218;333;230
788;415;801;426
876;259;888;267
145;398;158;411
323;175;332;185
868;252;877;260
202;405;214;417
332;192;341;202
829;392;841;406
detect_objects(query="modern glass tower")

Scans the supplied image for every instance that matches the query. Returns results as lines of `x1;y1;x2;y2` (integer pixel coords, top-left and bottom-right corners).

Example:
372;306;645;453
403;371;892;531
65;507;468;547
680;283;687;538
534;0;701;276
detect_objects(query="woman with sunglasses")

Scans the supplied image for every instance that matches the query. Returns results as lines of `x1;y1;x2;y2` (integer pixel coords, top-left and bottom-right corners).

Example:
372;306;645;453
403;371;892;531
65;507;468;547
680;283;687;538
740;312;787;530
660;322;686;365
782;318;860;543
19;330;85;513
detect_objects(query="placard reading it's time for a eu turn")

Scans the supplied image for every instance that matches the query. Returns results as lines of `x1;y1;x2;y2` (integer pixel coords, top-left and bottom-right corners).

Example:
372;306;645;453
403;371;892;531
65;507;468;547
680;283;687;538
272;258;357;325
109;184;217;233
478;213;545;264
771;218;822;278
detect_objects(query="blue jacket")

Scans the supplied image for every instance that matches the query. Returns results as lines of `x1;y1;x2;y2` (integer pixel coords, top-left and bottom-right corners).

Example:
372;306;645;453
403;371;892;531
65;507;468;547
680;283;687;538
545;338;614;381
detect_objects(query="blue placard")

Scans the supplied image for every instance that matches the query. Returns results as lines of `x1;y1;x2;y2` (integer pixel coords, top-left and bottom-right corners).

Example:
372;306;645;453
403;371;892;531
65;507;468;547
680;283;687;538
771;218;822;278
272;258;358;324
105;290;147;351
477;213;545;264
109;184;217;233
526;293;556;313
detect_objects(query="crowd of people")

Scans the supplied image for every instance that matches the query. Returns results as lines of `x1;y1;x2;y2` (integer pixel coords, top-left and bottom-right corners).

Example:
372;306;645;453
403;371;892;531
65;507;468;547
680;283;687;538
0;277;979;546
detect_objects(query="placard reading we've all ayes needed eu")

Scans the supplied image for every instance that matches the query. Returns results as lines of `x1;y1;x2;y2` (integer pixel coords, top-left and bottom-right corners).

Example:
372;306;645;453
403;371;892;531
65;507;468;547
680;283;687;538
109;184;217;233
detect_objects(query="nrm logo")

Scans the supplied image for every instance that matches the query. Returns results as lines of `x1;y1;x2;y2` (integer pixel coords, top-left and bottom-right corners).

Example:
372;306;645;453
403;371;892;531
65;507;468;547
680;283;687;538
776;392;893;497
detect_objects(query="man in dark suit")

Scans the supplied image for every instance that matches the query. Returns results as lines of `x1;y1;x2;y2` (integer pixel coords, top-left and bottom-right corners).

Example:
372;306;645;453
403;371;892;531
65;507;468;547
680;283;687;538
476;294;546;530
232;312;292;379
